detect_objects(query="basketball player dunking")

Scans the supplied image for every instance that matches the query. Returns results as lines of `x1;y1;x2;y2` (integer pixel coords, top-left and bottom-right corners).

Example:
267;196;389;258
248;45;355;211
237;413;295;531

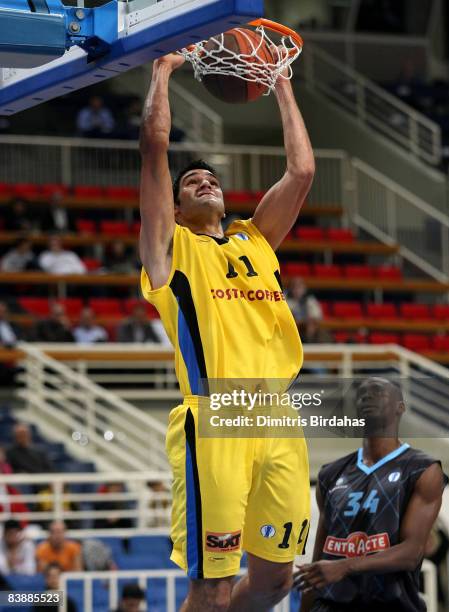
139;52;314;611
295;377;448;612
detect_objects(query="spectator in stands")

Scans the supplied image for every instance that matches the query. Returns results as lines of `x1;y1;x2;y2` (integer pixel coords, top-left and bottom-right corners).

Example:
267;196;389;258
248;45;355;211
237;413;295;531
33;302;74;342
0;301;22;385
73;307;108;344
36;520;83;573
82;539;116;571
37;483;79;529
0;301;22;347
0;447;12;474
35;563;77;612
1;238;36;272
6;423;53;475
94;482;134;551
301;317;332;344
0;482;30;524
38;236;86;275
4;198;35;232
147;480;170;528
286;277;322;324
103;241;135;274
76;95;115;138
117;303;160;343
112;583;145;612
119;97;142;140
39;191;75;233
0;519;36;575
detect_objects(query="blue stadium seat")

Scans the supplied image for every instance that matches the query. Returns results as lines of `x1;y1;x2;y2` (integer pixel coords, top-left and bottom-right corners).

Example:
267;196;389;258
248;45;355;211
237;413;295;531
96;536;124;558
129;535;172;556
7;574;45;591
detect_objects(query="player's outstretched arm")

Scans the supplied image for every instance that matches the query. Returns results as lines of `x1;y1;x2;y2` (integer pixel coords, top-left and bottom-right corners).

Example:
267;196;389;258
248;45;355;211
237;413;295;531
139;53;184;289
296;463;446;591
252;77;315;251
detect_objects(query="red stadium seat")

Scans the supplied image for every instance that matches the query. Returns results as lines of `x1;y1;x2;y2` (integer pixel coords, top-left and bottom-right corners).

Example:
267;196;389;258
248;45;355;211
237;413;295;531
41;183;68;197
82;258;101;272
19;298;50;316
376;266;402;280
89;298;123;316
0;183;13;196
432;335;449;351
124;298;159;318
369;332;400;345
76;219;96;234
334;332;350;343
100;221;130;236
74;185;104;198
253;191;266;201
13;183;40;199
319;301;331;318
366;303;398;318
344;265;374;279
104;186;139;199
131;221;141;235
399;304;430;320
313;264;342;278
54;298;83;317
281;263;311;277
295;227;325;240
224;191;254;203
433;304;449;320
332;302;363;318
402;334;431;351
327;228;354;242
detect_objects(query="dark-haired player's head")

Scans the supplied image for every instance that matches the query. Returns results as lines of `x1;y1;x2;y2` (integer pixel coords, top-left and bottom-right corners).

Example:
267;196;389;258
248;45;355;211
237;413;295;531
44;563;62;590
172;159;224;229
356;377;405;436
119;583;145;612
3;519;22;547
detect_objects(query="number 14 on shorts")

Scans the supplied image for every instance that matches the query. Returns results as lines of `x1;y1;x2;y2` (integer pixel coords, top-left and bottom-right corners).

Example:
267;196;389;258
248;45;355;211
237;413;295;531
260;519;309;550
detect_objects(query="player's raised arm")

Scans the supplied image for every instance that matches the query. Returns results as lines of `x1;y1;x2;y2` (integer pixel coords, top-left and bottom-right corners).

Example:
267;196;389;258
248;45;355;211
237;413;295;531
139;53;184;289
252;76;315;251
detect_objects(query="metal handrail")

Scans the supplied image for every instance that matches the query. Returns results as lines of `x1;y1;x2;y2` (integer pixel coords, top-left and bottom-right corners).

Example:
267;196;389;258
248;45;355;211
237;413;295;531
17;343;168;472
351;157;449;281
59;569;292;612
302;44;442;165
169;79;223;144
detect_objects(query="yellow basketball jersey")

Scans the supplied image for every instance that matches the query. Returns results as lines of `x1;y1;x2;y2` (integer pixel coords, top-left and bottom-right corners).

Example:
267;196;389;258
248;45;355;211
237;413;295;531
140;219;303;396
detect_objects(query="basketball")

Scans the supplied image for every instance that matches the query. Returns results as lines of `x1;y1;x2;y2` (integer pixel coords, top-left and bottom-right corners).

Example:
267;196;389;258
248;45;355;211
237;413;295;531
202;28;274;104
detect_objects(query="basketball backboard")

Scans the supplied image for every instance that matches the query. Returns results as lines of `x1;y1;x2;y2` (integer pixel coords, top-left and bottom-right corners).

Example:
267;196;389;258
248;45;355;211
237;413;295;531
0;0;264;115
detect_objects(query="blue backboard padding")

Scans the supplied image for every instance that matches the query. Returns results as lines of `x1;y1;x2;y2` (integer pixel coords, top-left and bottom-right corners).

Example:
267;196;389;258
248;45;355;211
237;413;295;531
0;0;264;114
0;10;65;51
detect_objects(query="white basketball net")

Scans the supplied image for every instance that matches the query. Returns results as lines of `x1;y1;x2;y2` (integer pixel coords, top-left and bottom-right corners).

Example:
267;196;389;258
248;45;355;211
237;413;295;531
179;24;302;95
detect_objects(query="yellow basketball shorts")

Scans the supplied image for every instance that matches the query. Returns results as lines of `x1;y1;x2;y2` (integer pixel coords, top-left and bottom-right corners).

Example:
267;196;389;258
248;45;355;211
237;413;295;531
166;398;311;579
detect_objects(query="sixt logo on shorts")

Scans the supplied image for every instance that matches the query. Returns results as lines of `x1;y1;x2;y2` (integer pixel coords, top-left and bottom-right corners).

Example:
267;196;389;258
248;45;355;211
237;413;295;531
205;531;242;553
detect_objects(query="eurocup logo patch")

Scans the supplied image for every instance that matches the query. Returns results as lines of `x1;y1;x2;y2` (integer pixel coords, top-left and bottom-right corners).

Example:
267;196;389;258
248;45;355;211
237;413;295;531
388;472;401;482
236;233;249;241
260;524;276;538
